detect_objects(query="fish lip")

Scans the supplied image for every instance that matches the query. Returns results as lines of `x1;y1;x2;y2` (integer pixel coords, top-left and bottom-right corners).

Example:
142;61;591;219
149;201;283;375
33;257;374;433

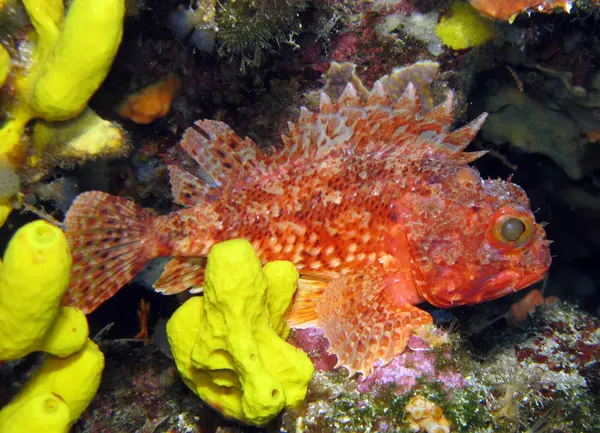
481;267;548;300
515;269;547;290
478;270;521;300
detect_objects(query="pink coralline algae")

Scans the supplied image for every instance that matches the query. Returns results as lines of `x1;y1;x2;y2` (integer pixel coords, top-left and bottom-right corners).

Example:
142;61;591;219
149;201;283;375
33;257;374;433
356;339;466;394
291;327;465;395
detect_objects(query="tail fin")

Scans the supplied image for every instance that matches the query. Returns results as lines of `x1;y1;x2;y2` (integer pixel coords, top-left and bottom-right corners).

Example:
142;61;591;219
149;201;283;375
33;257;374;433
63;191;157;314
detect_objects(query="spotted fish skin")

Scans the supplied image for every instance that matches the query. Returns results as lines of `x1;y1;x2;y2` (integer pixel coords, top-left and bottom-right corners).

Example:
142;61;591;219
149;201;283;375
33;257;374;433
64;62;551;377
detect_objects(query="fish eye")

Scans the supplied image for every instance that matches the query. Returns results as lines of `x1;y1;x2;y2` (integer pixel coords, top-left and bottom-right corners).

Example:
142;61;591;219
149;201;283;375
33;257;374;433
501;218;525;242
489;212;534;250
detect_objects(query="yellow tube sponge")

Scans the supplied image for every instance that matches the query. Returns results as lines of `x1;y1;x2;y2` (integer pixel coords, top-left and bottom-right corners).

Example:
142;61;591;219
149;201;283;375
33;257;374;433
0;0;125;160
28;0;125;121
0;44;10;88
0;198;12;227
435;3;495;50
0;339;104;429
167;239;314;426
264;260;299;338
0;393;71;433
41;305;89;357
0;220;88;360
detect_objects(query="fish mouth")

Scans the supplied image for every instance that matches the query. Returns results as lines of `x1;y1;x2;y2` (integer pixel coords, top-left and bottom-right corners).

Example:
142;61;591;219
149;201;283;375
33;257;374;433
474;270;521;302
478;240;551;302
476;268;547;302
515;272;546;291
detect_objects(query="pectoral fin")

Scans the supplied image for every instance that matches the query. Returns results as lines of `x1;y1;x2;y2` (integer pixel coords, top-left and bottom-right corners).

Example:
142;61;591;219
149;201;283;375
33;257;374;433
290;271;433;377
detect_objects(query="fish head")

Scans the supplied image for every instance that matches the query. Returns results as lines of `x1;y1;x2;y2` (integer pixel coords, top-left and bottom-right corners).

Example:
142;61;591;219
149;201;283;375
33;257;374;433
400;168;551;309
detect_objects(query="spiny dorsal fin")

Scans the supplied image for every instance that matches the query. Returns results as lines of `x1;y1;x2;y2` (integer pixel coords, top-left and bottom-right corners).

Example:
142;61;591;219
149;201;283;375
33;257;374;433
180;120;269;188
367;80;392;106
338;83;363;107
443;113;488;152
272;108;355;169
321;62;370;102
167;165;220;207
176;61;485;193
454;150;488;164
419;91;455;134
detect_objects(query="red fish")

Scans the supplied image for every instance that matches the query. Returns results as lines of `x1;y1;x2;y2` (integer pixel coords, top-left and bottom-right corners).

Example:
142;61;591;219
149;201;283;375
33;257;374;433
63;62;551;376
469;0;572;22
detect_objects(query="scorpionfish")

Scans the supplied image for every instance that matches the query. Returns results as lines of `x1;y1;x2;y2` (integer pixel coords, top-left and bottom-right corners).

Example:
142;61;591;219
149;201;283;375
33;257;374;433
63;62;551;377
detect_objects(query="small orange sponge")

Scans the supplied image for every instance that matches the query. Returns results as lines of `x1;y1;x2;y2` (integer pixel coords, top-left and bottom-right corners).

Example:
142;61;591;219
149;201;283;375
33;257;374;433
118;74;181;124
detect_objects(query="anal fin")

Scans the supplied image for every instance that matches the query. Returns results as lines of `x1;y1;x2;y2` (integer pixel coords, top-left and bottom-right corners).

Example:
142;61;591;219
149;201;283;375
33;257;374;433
314;273;433;377
154;257;206;294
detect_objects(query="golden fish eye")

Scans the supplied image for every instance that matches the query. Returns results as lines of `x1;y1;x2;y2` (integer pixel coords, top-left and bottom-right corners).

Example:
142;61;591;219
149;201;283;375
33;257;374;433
501;218;525;242
488;212;534;251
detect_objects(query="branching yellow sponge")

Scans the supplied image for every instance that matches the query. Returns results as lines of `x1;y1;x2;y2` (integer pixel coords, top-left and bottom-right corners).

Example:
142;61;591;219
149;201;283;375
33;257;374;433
0;339;104;430
0;0;126;160
167;239;314;426
0;220;88;360
27;0;125;121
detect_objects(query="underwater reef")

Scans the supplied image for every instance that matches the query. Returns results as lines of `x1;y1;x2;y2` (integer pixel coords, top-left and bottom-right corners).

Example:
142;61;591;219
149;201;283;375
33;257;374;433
1;0;600;432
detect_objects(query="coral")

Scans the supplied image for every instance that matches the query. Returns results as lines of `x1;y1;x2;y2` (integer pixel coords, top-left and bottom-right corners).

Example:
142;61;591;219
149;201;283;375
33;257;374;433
484;353;545;421
469;302;600;432
0;220;88;360
0;0;126;170
469;0;573;21
435;3;495;50
0;339;105;431
117;74;181;124
170;0;306;71
166;239;314;426
405;395;451;433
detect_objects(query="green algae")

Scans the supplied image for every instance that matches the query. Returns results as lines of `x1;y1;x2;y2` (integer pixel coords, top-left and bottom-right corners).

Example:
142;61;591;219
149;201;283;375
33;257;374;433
216;0;306;72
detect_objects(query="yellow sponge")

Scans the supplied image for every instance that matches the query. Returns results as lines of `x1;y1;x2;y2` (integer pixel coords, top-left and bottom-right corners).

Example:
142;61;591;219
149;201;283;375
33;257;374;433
0;220;87;360
0;339;104;429
0;393;71;433
167;239;314;426
27;0;126;121
436;3;495;50
0;0;126;162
